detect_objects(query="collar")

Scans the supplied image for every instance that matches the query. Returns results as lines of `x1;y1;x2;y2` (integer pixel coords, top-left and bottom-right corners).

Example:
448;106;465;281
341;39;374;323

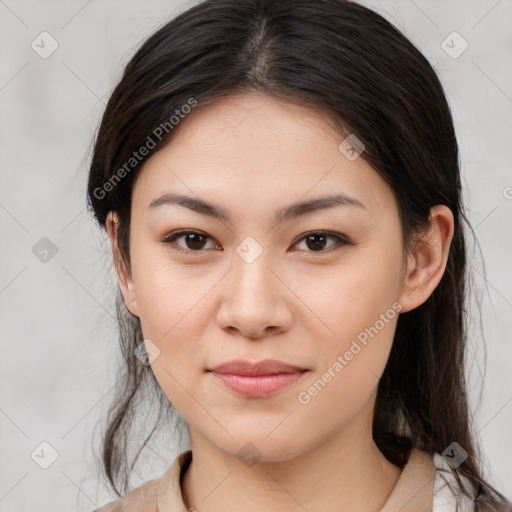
157;448;436;512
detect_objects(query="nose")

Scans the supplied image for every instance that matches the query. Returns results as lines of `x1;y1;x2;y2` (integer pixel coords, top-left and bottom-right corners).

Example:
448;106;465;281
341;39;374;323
216;252;295;339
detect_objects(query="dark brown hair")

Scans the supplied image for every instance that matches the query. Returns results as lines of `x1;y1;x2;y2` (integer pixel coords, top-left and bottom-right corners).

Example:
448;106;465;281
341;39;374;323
86;0;511;509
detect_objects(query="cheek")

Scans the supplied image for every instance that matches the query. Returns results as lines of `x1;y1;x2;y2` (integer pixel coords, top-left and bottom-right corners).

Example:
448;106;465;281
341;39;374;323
131;246;217;341
134;267;213;416
130;265;216;417
296;294;399;430
292;247;402;345
292;248;402;401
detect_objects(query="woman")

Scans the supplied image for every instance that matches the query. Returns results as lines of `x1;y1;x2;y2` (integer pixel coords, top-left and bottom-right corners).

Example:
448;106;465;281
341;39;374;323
87;0;511;510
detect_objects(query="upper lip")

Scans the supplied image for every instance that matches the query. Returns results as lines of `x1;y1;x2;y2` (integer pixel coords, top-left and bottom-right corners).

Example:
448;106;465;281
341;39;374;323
208;359;308;376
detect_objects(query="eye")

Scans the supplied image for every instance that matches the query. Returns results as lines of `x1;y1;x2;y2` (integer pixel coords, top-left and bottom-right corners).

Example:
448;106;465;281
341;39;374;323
291;231;350;253
160;230;350;255
160;230;221;255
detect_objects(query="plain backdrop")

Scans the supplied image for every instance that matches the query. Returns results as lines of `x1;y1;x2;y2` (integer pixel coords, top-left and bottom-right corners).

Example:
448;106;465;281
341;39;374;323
1;0;511;510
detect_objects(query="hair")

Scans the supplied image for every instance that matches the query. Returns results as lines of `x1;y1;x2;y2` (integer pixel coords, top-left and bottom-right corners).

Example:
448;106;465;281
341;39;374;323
86;0;511;509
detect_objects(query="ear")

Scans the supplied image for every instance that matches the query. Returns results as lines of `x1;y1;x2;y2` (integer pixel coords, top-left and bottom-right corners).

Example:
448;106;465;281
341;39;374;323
106;211;140;317
398;205;454;313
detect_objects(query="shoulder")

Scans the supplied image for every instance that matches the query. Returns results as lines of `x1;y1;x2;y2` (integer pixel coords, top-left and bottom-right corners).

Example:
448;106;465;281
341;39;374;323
90;476;160;512
432;452;476;512
91;449;192;512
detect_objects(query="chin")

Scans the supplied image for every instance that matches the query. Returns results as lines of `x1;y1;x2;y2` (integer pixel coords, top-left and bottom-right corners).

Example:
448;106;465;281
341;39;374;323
212;432;306;465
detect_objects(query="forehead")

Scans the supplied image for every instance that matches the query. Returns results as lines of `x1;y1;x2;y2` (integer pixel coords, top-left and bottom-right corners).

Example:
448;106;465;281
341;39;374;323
131;91;397;219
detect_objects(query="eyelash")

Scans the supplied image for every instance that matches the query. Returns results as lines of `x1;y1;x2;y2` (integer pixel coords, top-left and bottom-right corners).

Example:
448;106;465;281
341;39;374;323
160;230;350;256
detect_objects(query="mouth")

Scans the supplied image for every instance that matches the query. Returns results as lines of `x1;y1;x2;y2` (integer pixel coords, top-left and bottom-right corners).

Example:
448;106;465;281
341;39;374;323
206;359;309;397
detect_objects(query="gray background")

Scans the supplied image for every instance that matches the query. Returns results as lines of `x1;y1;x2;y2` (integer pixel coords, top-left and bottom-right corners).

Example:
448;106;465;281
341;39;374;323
1;0;511;510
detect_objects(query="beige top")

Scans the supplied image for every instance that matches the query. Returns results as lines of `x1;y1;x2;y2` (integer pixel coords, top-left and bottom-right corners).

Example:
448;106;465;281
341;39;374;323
93;448;441;512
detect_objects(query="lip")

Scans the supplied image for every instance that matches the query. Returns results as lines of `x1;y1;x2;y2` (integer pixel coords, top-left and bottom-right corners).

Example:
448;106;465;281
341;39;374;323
207;359;309;397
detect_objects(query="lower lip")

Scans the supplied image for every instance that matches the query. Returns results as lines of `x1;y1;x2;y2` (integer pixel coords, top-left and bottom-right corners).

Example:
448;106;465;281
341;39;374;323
210;371;307;397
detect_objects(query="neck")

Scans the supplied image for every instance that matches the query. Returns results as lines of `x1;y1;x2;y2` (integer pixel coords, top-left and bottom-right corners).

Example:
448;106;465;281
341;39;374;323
181;407;402;512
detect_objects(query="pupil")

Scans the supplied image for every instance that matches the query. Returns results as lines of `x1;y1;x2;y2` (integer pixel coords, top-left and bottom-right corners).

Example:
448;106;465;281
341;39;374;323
187;233;206;250
307;234;326;251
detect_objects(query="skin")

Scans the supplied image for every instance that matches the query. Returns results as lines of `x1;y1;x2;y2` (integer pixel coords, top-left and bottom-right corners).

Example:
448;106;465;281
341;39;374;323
106;91;454;511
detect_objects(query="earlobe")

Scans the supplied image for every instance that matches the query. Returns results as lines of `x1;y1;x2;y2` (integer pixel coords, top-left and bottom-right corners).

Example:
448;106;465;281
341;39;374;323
398;205;454;313
106;211;140;317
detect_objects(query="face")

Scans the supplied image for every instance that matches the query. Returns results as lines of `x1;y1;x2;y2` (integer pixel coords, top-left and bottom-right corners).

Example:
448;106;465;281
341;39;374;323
107;91;448;462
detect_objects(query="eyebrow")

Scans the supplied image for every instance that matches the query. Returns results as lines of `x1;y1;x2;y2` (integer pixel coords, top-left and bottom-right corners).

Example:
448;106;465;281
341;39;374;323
147;192;368;223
